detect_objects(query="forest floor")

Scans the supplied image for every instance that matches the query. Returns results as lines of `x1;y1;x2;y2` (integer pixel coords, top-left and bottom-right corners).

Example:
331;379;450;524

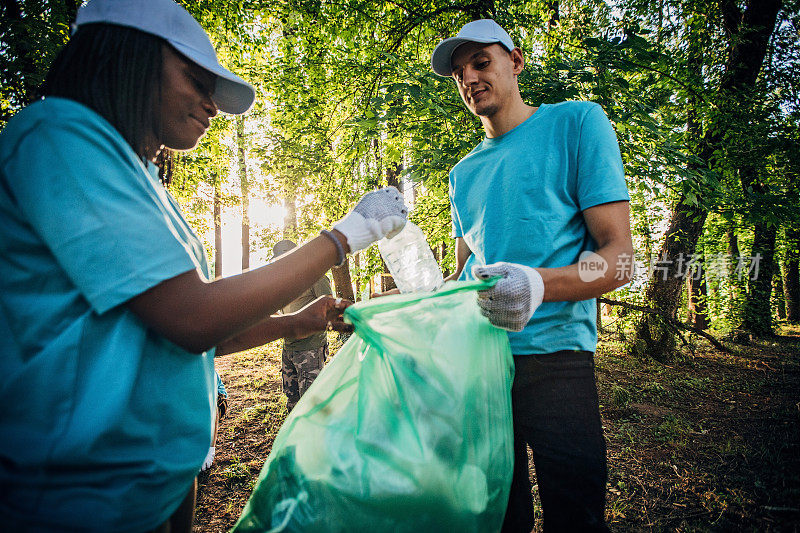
193;322;800;532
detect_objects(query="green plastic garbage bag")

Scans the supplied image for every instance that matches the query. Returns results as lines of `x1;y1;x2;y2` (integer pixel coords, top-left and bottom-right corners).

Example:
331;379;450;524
232;279;514;533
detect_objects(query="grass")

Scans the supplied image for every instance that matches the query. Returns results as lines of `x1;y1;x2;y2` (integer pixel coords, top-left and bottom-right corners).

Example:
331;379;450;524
193;326;800;532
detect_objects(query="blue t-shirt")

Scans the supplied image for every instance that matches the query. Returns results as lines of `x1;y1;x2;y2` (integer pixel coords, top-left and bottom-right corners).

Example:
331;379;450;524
450;101;629;355
0;98;217;532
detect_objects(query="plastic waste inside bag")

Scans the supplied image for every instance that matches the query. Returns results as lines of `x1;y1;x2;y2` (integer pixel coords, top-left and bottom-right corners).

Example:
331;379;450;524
232;279;514;533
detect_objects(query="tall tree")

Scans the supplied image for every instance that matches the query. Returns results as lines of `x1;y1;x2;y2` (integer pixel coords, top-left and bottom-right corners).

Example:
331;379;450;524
631;0;783;358
684;4;710;332
381;158;402;292
785;228;800;322
237;115;250;271
213;173;223;279
774;266;786;319
688;265;710;329
282;183;297;240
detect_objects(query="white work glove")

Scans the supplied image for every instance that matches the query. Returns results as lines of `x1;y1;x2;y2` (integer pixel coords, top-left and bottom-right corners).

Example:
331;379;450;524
472;262;545;332
200;446;215;471
333;186;408;253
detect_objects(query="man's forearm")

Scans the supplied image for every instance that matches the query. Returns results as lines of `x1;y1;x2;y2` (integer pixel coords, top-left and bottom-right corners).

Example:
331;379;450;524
443;271;461;282
444;237;472;282
536;241;633;302
535;200;633;302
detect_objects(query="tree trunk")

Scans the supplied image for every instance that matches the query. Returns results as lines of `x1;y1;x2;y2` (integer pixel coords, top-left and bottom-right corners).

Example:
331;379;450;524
784;228;800;322
5;0;22;19
282;186;297;240
596;300;603;334
440;241;449;277
549;1;559;25
380;161;402;293
727;225;740;261
381;259;396;292
738;155;777;336
546;0;559;37
353;252;361;301
630;0;782;360
631;203;706;360
688;260;710;329
236;116;250;271
725;223;742;308
684;31;709;332
331;262;355;301
741;221;776;336
385;162;403;192
774;264;786;320
657;0;664;44
213;175;222;279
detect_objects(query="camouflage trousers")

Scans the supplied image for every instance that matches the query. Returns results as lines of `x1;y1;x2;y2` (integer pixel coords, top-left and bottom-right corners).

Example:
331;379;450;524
282;343;328;412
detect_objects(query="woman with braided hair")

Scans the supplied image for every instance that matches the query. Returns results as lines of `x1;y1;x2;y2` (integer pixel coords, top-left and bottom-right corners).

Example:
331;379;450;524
0;0;407;530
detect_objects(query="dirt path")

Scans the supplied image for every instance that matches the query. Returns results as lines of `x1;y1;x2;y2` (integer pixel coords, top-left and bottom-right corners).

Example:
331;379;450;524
193;327;800;532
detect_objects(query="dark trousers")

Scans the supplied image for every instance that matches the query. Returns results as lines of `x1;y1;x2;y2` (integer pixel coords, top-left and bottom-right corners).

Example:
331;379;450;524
501;351;609;533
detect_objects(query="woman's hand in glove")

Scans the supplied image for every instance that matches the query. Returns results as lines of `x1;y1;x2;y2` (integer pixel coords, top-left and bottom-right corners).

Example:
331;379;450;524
471;262;545;332
333;186;408;253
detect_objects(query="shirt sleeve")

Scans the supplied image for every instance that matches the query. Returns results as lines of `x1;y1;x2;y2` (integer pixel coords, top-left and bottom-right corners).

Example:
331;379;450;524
575;104;630;211
4;118;199;314
449;172;463;239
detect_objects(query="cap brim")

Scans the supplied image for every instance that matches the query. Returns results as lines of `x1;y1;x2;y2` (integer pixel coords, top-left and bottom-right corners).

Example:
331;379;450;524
213;75;256;115
431;36;508;77
171;41;255;115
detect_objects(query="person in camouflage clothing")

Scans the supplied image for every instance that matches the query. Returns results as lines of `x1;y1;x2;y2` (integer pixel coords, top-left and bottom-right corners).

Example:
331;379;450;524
272;240;333;412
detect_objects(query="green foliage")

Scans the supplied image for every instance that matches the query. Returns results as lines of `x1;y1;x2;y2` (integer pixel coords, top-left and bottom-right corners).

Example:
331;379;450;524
653;413;693;444
221;455;252;486
610;384;632;409
1;0;73;125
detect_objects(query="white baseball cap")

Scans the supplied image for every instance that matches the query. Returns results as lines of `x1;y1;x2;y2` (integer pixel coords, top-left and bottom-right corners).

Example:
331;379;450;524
431;19;515;77
74;0;255;115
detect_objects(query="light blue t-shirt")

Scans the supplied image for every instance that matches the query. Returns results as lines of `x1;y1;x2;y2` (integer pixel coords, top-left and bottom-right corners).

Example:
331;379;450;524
450;101;629;355
0;98;216;532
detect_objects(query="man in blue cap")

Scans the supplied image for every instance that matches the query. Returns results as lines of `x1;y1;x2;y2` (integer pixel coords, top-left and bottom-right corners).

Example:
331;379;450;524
432;19;634;532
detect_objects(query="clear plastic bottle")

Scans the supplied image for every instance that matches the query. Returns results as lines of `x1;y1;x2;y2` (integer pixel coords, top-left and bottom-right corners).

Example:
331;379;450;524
378;221;444;293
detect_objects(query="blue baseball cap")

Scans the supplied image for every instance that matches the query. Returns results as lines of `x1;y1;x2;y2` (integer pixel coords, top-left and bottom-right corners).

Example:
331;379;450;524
74;0;255;114
431;19;515;77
